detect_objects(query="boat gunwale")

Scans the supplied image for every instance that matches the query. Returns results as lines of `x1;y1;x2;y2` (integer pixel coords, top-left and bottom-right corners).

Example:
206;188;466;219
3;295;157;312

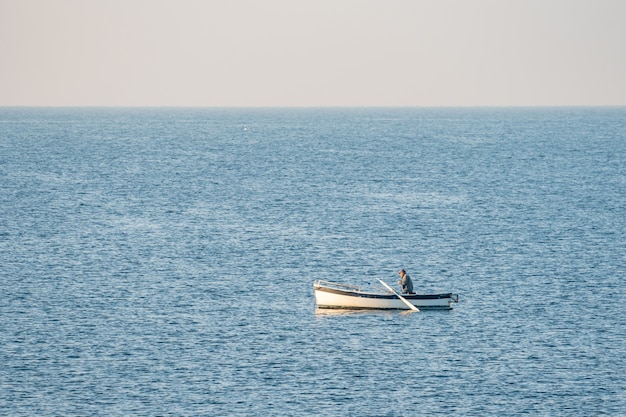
314;282;457;301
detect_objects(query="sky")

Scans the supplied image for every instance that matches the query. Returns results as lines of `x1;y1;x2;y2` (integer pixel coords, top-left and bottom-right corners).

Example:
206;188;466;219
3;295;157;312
1;0;625;107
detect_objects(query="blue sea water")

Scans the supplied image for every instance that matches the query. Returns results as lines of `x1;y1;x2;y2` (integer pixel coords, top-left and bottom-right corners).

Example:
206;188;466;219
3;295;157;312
1;107;625;416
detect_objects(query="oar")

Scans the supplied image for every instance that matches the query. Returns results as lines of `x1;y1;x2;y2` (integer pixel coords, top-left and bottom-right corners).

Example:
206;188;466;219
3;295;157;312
377;278;420;312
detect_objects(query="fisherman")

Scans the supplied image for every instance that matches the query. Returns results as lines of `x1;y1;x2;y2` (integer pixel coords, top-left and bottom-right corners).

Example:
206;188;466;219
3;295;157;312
398;269;414;294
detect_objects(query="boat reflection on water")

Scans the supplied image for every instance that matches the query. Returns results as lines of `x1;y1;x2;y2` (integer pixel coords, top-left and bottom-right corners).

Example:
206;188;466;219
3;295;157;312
314;306;453;317
314;307;399;317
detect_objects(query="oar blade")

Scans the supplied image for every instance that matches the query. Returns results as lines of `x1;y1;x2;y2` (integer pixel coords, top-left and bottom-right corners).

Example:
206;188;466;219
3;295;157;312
377;278;420;312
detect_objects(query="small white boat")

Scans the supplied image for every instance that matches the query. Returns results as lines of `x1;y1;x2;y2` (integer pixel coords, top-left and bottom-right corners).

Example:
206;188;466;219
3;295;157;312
314;280;459;310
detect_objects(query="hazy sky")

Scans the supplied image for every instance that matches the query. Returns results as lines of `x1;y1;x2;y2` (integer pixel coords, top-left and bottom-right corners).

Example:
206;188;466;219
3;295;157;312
1;0;625;107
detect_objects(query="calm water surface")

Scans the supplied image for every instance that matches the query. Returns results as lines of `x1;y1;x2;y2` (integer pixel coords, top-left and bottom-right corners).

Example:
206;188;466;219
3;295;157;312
1;107;625;416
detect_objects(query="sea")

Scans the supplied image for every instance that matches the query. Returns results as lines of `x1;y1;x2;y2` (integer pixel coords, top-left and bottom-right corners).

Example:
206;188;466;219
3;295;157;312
1;107;625;416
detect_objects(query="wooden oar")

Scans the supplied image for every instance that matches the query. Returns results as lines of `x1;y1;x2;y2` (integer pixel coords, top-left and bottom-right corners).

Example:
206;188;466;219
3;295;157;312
377;278;420;312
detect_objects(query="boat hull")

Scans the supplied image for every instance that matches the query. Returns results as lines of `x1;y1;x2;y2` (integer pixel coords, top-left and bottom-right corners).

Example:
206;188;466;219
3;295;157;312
314;281;458;310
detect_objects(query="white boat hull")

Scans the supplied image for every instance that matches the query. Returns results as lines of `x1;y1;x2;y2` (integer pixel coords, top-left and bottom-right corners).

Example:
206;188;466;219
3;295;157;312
314;280;458;310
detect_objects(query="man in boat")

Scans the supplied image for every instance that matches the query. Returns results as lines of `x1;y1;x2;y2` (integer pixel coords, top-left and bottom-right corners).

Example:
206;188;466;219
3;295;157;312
398;269;414;294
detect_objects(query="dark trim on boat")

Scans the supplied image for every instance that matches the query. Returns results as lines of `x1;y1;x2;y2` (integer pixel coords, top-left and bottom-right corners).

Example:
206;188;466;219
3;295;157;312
314;284;456;300
317;305;454;311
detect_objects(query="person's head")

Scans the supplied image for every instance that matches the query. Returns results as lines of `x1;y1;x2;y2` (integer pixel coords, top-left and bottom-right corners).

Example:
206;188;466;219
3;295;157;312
398;269;406;277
